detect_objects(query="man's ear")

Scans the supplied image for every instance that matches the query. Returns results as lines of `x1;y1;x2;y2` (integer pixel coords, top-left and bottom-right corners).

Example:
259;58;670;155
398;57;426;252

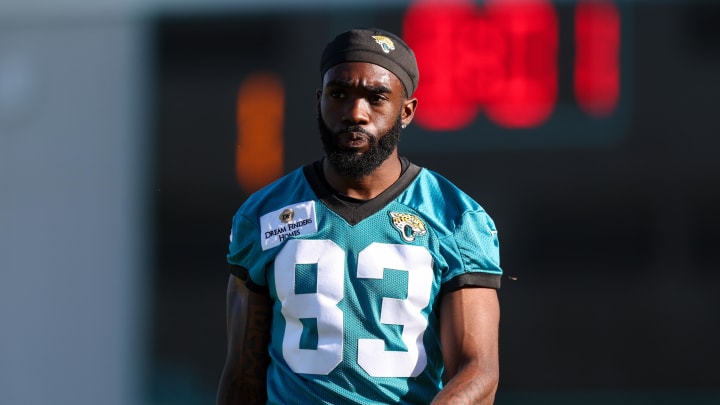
401;97;418;128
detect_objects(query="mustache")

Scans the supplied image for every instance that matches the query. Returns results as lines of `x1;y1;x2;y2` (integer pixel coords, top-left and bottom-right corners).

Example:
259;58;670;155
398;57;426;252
338;126;374;138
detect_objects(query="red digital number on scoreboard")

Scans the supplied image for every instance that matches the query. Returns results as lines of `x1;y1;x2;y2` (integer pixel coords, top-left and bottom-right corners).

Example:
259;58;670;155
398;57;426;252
403;0;620;130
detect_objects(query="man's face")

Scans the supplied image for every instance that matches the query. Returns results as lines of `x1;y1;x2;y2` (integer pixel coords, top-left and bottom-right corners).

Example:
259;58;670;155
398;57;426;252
317;62;412;178
317;114;402;179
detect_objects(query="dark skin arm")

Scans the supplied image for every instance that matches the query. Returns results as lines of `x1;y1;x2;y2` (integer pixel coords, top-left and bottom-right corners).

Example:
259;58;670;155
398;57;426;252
432;287;500;404
217;274;273;405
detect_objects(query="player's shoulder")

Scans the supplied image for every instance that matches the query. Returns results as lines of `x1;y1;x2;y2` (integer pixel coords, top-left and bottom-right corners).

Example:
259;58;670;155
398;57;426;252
233;166;311;218
397;165;494;233
403;168;500;253
413;167;485;211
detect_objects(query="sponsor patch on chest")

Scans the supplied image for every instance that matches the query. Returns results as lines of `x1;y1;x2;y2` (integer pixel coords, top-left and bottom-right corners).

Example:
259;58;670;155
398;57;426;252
259;201;318;250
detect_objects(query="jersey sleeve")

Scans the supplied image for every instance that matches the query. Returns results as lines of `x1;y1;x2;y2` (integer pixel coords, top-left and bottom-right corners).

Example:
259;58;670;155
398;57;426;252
227;210;268;291
441;209;502;292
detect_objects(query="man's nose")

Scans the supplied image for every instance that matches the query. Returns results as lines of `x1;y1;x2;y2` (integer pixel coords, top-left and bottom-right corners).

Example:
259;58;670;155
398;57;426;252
342;98;370;125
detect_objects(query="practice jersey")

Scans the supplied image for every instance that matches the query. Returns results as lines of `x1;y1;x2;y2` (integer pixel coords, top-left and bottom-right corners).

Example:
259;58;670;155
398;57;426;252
227;158;502;404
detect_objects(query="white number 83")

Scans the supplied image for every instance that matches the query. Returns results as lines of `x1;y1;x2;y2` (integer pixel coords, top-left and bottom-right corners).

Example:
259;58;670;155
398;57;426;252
275;239;434;377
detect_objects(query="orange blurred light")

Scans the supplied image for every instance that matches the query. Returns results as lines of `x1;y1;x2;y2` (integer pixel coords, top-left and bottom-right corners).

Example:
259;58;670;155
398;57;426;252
235;72;285;193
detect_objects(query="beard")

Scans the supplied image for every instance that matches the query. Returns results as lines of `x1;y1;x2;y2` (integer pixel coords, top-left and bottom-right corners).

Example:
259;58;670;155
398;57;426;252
318;115;403;179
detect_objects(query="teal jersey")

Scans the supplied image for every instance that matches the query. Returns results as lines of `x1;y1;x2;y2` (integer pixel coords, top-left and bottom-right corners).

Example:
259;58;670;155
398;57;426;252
227;159;502;404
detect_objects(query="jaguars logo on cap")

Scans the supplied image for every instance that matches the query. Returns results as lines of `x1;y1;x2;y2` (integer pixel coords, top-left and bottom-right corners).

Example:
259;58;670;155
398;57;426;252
372;35;395;54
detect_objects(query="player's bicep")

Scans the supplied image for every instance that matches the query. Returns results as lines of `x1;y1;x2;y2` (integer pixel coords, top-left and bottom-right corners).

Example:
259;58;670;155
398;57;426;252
219;271;272;404
439;287;499;380
225;270;272;361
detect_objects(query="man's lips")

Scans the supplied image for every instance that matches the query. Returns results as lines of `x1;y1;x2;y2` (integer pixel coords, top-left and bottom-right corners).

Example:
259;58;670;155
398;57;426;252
337;131;371;149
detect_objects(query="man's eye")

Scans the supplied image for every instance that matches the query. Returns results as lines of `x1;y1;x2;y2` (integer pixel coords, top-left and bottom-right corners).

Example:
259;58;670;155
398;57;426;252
369;94;385;103
329;91;344;99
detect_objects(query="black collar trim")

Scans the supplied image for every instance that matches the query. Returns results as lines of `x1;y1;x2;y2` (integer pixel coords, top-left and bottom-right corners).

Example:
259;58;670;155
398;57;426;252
302;157;422;225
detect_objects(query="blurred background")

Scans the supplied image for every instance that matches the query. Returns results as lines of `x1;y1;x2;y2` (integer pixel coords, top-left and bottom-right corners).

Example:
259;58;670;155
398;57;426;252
1;0;719;404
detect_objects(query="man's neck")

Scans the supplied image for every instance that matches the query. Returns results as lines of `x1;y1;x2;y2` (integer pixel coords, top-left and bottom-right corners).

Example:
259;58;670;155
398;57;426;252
322;154;402;200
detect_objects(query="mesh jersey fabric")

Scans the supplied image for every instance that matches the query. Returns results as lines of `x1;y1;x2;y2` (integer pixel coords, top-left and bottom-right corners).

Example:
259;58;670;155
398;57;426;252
227;159;502;404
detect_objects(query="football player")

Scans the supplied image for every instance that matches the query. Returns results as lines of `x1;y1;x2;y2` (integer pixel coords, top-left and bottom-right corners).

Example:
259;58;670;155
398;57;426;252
218;28;502;405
